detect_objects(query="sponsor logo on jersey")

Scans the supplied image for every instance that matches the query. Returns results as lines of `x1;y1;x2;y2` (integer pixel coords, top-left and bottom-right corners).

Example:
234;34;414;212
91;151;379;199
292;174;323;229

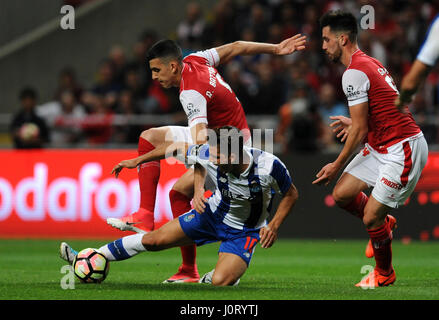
345;84;361;99
186;103;201;119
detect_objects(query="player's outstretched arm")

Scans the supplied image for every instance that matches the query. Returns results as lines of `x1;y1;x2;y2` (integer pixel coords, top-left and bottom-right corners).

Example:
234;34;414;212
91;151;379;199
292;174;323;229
396;59;431;109
111;141;188;178
215;34;306;65
313;102;368;186
259;183;298;248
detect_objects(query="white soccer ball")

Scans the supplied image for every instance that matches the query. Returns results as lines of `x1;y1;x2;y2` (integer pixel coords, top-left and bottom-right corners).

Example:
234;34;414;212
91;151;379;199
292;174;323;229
73;248;110;283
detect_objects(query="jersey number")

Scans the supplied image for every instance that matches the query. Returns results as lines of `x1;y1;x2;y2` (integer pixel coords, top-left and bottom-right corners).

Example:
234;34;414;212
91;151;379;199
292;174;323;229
216;73;233;93
378;68;399;94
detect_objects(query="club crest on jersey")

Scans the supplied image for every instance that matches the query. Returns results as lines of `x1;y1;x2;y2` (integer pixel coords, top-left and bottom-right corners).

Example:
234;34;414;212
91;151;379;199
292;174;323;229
249;181;262;194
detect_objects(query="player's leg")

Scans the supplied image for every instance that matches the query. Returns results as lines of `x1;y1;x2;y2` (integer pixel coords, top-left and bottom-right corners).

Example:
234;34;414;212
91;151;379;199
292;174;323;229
211;252;248;286
60;217;194;264
332;172;369;219
165;169;200;282
108;126;169;233
200;234;259;286
108;126;191;233
99;218;195;262
356;195;396;287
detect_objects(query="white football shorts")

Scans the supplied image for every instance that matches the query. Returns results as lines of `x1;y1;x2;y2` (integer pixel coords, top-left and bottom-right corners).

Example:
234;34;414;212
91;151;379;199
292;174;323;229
344;132;428;208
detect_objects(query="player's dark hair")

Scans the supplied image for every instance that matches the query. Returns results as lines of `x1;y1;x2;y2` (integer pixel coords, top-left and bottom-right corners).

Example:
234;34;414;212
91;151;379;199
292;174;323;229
209;126;244;163
320;10;358;43
146;39;183;63
19;87;37;100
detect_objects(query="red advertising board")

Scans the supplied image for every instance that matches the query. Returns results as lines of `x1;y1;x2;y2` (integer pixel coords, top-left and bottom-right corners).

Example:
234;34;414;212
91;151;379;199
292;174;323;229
0;150;187;239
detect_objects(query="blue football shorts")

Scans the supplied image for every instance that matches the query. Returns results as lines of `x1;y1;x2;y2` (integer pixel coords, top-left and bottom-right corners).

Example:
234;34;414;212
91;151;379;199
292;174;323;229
178;207;260;266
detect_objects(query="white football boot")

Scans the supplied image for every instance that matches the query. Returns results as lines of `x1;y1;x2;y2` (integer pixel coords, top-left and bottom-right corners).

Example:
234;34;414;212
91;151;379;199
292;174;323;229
106;218;148;234
59;242;78;265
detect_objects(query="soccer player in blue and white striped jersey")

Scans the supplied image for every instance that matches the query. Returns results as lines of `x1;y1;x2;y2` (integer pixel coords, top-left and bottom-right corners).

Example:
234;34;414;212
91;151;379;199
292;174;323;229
60;126;298;286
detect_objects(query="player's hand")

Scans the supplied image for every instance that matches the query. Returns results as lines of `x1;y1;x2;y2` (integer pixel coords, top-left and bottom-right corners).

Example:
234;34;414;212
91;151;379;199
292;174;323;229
394;95;410;113
111;159;138;178
193;188;207;214
312;162;341;186
259;225;278;249
276;34;307;55
329;115;352;143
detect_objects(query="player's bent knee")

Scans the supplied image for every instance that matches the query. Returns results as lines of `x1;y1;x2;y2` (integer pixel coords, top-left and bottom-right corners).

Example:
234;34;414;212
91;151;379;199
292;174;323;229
332;188;350;207
211;272;239;286
140;127;166;146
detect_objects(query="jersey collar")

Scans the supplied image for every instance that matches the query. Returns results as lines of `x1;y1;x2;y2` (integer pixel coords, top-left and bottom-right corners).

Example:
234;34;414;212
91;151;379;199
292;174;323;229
347;49;362;69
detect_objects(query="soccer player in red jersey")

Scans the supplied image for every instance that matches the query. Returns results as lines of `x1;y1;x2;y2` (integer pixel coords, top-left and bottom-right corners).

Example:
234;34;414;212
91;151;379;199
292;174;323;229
313;11;428;288
108;35;306;283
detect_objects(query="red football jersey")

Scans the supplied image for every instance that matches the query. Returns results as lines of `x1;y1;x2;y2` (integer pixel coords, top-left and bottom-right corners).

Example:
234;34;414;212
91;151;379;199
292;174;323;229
179;49;250;140
342;50;421;152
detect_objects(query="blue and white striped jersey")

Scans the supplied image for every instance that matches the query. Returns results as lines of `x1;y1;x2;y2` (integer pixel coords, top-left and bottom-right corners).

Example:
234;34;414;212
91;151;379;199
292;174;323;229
417;14;439;66
187;145;293;230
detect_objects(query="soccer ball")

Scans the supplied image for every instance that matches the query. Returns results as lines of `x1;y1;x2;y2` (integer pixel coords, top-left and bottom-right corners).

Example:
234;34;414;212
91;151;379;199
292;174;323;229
73;248;110;283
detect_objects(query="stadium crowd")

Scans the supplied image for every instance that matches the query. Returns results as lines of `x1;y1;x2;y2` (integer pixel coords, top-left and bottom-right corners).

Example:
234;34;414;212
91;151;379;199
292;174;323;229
10;0;439;152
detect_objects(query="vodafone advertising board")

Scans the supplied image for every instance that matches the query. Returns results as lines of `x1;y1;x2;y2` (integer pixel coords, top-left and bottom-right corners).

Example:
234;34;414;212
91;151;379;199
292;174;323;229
0;150;187;238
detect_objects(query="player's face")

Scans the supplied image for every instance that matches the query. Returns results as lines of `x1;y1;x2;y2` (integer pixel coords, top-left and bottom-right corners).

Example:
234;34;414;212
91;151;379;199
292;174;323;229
321;26;342;63
149;58;176;88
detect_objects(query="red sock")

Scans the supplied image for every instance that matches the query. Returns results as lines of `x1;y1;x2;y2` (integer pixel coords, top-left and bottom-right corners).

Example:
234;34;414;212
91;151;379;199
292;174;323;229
367;220;393;274
136;137;160;231
341;192;368;219
169;189;197;270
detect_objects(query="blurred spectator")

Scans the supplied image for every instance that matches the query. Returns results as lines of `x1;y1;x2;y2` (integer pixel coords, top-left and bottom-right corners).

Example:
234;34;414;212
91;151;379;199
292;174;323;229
92;60;122;110
81;94;114;145
276;83;319;153
108;45;128;86
316;83;349;151
37;90;86;146
53;67;83;102
249;59;286;115
113;90;142;144
10;88;50;149
177;1;206;51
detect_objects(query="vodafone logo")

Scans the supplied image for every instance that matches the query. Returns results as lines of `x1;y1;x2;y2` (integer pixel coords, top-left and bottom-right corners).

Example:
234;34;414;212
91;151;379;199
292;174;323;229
0;162;176;223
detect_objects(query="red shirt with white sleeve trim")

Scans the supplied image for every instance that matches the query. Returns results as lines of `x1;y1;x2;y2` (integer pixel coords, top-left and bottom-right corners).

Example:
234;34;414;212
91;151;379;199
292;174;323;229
179;49;250;138
342;50;421;152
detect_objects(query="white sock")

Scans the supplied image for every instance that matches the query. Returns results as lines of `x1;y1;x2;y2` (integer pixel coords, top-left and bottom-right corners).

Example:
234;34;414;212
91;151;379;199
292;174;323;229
99;234;146;261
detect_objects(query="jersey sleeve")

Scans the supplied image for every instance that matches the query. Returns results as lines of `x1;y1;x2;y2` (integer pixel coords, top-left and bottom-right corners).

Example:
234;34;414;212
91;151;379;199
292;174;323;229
342;69;370;107
417;16;439;66
269;158;293;195
179;89;208;127
187;48;220;67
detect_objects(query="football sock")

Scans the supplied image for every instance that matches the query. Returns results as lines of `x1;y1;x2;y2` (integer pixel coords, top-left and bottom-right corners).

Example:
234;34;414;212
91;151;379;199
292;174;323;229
136;137;160;231
367;220;393;274
99;234;146;261
341;192;368;219
169;189;197;269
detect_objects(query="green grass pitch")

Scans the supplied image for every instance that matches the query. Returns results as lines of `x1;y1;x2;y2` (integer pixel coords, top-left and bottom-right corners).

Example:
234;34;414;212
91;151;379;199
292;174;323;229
1;238;438;300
